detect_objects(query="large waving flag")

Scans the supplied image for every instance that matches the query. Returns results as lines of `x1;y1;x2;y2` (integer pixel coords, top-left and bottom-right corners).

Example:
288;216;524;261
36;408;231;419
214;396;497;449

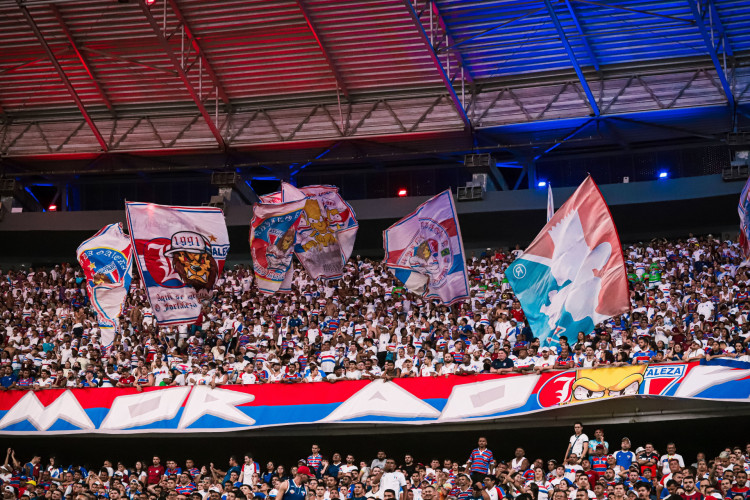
739;176;750;257
260;183;358;280
250;200;307;293
383;189;469;305
76;223;133;350
126;203;230;326
507;176;629;348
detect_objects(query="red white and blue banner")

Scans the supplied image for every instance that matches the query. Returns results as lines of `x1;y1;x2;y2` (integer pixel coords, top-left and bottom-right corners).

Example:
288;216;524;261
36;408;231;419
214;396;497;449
260;183;358;280
384;189;469;305
250;200;307;294
76;223;133;349
125;203;230;326
738;175;750;257
0;361;748;435
507;176;629;349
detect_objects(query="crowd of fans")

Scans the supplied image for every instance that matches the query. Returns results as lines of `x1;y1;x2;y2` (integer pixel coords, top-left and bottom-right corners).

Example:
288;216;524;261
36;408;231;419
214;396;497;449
1;233;749;390
1;427;749;500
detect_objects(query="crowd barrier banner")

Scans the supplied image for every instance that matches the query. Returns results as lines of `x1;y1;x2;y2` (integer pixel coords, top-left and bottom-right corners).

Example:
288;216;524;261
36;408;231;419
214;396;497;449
1;361;749;435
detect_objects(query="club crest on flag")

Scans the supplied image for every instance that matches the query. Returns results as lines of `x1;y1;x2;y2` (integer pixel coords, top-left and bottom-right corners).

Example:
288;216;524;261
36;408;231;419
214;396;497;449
76;223;133;346
398;219;453;288
384;190;469;305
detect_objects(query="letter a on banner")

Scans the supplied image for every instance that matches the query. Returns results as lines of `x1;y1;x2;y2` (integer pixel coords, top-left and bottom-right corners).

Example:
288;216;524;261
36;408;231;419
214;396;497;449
383;189;469;305
76;223;133;350
506;175;630;349
125;203;230;326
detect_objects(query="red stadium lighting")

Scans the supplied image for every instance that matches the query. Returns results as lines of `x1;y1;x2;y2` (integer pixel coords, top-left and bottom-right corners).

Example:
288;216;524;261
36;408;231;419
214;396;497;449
397;189;408;197
48;205;57;212
146;0;156;5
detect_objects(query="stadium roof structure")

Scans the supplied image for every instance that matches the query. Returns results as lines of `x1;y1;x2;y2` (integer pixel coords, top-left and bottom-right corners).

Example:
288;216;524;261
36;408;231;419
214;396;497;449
0;0;749;186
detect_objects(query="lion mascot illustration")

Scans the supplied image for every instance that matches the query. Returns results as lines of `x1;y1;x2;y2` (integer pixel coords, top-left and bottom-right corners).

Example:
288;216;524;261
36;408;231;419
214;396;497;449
164;231;218;291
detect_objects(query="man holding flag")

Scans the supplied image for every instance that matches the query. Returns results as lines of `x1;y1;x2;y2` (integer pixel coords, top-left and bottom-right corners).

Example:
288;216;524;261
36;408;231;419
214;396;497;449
506;176;629;349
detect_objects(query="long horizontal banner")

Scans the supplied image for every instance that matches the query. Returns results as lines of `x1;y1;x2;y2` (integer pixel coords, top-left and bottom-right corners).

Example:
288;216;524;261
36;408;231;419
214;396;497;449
1;361;749;434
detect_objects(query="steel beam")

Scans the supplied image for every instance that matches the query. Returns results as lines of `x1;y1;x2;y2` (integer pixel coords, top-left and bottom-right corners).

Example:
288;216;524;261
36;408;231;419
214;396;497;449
564;0;599;72
534;119;594;161
295;0;349;99
402;0;470;129
686;0;735;108
18;2;109;152
544;0;600;116
166;0;231;106
706;0;733;57
430;1;473;84
572;0;694;23
139;0;226;150
50;5;114;112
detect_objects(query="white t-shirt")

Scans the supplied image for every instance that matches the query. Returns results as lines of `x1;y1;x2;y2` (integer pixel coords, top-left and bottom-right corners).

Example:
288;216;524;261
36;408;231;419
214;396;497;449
569;433;589;457
380;471;407;498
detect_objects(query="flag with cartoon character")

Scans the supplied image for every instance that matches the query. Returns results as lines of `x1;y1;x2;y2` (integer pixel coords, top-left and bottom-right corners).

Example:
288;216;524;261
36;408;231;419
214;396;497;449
250;200;307;293
76;223;133;349
260;183;358;280
383;189;469;305
506;175;630;349
125;203;230;326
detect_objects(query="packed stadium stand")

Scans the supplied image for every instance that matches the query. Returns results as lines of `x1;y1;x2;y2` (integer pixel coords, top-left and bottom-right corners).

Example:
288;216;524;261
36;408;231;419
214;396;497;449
2;2;750;500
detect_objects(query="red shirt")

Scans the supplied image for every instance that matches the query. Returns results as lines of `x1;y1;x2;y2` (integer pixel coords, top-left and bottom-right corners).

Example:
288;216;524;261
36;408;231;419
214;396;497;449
585;470;600;490
119;375;135;386
681;492;703;500
147;466;165;485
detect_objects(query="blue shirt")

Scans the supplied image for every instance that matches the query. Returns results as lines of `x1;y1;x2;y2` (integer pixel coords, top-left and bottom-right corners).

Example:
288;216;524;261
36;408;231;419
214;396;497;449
615;451;636;469
1;375;16;388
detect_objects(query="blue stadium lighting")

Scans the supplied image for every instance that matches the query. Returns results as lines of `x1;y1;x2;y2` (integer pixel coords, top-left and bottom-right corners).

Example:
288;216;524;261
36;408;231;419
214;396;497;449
537;180;547;188
658;171;669;179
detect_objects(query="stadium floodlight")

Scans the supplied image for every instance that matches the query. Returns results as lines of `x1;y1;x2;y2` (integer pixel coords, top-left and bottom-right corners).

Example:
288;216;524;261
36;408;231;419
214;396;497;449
397;189;408;197
658;171;669;179
537;181;547;188
48;204;57;212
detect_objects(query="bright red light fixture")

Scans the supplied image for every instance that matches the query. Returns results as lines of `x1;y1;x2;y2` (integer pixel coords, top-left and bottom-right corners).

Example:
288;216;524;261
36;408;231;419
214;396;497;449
146;0;156;5
48;205;57;212
397;189;407;197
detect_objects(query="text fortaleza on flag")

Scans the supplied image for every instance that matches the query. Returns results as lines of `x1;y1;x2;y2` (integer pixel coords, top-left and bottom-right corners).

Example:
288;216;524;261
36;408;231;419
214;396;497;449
250;199;307;294
76;223;133;349
126;203;230;326
739;175;750;257
260;183;358;280
383;189;469;305
506;176;630;348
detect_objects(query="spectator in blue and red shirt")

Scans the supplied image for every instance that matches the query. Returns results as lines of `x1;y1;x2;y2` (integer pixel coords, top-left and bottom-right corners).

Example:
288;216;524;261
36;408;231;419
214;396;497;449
308;444;323;478
468;437;493;486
